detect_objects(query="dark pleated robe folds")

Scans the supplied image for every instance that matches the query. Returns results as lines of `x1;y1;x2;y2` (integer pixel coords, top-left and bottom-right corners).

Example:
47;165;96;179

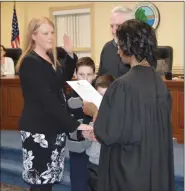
94;65;175;191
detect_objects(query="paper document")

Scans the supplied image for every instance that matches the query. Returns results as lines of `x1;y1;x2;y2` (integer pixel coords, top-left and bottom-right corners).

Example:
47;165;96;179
67;80;102;109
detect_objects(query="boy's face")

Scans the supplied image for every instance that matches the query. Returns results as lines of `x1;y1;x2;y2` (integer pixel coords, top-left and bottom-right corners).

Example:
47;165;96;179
97;87;107;96
75;66;95;84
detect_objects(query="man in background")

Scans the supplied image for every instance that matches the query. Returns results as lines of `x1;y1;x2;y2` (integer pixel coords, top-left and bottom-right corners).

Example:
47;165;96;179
97;6;135;78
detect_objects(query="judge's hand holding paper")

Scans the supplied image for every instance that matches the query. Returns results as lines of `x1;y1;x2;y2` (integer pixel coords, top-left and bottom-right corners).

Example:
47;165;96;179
82;101;98;122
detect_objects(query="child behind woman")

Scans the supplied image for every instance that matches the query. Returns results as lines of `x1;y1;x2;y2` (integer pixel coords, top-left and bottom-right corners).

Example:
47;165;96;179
66;57;96;191
84;74;115;191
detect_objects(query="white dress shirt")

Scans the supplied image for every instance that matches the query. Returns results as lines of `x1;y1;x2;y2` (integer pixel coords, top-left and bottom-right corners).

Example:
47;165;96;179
1;57;15;75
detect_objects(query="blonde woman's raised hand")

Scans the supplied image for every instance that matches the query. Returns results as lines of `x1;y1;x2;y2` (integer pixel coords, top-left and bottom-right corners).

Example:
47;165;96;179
63;34;73;54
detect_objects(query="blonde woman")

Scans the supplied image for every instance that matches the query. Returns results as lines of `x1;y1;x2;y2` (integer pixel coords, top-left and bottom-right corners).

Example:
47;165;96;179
0;45;15;76
16;17;92;191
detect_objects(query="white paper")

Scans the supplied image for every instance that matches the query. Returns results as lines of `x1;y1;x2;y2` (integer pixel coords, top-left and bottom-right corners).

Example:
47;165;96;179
66;80;102;109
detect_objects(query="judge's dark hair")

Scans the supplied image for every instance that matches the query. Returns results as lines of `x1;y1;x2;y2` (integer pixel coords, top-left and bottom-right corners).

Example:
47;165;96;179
95;75;115;89
116;19;157;66
0;45;6;52
76;57;95;73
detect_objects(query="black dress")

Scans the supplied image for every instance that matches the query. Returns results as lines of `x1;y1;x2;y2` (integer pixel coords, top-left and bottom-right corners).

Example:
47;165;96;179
94;66;175;191
19;50;80;186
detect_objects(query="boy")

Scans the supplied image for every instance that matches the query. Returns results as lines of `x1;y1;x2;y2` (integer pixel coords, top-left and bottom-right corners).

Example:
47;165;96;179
66;57;96;191
82;74;115;191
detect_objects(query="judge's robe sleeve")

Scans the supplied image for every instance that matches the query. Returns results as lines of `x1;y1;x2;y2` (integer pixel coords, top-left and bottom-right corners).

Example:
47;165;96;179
94;80;142;146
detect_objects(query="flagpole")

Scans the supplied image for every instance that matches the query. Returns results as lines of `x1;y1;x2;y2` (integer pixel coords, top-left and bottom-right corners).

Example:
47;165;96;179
11;0;20;48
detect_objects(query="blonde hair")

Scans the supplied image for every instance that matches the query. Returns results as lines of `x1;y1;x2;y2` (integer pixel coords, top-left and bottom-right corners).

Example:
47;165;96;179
16;17;58;72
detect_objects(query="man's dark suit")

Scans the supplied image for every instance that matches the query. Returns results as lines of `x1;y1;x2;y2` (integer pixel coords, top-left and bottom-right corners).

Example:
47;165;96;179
97;40;130;78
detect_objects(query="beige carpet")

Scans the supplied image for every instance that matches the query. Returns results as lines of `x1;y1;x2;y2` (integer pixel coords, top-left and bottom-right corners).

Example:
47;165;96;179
0;183;28;191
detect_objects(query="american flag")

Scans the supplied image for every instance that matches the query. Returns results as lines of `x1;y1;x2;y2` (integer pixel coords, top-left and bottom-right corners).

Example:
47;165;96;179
11;4;20;48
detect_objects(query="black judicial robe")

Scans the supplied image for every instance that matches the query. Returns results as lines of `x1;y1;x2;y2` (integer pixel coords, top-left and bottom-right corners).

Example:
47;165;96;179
94;65;175;191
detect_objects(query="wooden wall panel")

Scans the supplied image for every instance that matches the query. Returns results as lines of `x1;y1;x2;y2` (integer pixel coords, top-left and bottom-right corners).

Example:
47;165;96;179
165;79;184;143
0;76;23;130
178;91;184;130
0;76;184;143
7;87;23;117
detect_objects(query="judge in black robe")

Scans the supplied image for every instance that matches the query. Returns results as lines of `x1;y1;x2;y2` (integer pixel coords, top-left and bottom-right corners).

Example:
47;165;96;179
83;19;175;191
